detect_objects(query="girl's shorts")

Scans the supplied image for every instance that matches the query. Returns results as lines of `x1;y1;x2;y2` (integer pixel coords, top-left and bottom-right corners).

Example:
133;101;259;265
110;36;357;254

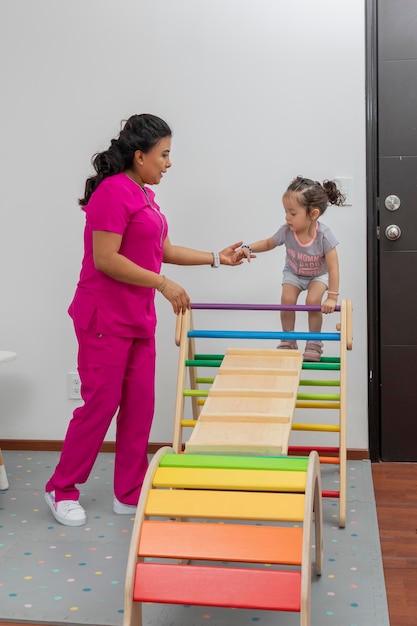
282;270;328;292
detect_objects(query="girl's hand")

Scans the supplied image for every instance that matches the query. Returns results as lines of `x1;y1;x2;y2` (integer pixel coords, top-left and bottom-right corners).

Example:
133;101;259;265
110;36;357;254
232;249;246;263
160;278;191;314
221;242;256;265
322;297;337;314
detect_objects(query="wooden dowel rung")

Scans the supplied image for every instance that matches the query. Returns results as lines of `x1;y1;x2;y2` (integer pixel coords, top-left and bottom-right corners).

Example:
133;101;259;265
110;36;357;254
319;457;340;464
297;393;340;400
296;401;340;409
186;360;222;367
208;389;294;398
292;423;340;432
299;379;340;386
181;419;197;427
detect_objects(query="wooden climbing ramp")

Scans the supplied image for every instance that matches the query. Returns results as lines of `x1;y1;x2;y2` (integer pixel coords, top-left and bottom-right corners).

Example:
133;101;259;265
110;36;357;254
123;447;323;626
185;347;303;455
123;304;355;624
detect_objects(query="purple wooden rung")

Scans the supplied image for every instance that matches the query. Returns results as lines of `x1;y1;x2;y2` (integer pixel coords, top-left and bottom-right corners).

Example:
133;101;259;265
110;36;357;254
191;302;341;312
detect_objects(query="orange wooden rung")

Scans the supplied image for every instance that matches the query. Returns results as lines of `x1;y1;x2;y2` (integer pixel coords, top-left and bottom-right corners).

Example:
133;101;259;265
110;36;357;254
133;562;301;611
138;520;303;565
319;456;340;465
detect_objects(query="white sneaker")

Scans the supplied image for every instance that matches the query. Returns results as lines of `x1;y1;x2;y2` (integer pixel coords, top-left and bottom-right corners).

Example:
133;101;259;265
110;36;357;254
45;491;86;526
113;497;137;515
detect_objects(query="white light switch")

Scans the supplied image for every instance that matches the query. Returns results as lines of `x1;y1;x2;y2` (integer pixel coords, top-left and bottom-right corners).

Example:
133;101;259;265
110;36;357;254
334;177;353;206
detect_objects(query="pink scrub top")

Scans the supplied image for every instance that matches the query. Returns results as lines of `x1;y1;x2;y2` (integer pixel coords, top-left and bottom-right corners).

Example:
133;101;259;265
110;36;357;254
68;173;168;338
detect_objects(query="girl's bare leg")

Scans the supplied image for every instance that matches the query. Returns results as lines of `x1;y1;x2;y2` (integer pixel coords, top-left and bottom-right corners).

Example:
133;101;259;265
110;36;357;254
280;283;301;331
305;281;327;332
303;281;328;361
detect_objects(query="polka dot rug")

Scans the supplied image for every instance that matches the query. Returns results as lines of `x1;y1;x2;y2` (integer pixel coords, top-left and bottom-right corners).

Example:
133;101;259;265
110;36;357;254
0;452;389;626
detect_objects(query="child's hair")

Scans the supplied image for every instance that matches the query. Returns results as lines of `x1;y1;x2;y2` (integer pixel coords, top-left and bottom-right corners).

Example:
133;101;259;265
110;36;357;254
285;176;345;215
79;113;172;206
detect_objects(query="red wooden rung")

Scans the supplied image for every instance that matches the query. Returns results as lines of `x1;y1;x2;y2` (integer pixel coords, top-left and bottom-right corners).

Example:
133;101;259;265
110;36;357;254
134;562;301;612
289;445;339;455
322;489;340;498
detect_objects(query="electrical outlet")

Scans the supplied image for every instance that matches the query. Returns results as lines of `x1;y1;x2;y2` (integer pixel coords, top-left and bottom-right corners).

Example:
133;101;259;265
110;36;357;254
67;371;81;400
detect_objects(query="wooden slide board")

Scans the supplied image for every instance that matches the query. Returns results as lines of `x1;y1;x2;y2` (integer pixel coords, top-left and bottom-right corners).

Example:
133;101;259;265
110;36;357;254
185;348;303;455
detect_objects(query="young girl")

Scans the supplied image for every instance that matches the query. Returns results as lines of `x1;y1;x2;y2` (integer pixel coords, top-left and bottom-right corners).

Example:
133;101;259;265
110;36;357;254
234;176;344;362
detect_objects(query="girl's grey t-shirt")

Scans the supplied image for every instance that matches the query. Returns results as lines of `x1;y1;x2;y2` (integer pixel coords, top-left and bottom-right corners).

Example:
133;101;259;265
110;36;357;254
272;222;339;278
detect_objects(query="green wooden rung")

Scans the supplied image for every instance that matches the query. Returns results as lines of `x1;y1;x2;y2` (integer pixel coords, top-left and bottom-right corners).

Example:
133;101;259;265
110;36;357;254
187;355;339;370
159;453;309;472
184;389;209;397
297;393;340;401
184;389;340;400
194;379;340;386
195;378;340;386
302;362;340;370
186;360;223;367
299;379;340;386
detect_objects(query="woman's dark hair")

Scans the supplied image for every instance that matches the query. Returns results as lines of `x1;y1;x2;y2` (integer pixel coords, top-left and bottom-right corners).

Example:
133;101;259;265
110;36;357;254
285;176;345;215
79;114;172;206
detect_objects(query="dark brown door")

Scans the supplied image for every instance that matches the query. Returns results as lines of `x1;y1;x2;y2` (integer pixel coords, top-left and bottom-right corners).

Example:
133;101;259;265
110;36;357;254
378;0;417;460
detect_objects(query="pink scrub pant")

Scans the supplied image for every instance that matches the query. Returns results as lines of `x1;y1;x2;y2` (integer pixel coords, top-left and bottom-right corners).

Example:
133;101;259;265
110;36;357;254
46;325;156;505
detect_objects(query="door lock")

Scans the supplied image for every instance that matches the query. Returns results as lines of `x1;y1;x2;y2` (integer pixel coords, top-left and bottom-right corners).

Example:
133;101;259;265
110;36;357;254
385;224;402;240
385;194;401;211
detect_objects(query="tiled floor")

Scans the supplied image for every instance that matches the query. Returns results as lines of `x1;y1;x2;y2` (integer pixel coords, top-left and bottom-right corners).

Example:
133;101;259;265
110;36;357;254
0;451;390;626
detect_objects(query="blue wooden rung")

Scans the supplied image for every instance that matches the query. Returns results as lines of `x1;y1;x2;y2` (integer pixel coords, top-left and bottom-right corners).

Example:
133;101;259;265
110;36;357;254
187;330;340;341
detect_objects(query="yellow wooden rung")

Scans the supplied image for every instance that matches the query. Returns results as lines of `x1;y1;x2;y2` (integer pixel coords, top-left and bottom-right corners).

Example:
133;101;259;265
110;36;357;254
296;401;340;409
181;419;197;427
152;467;307;492
292;423;340;432
145;488;305;522
208;388;294;398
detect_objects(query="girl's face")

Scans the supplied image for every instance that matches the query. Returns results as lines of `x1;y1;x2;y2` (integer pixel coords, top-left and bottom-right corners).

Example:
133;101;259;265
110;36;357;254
135;136;172;186
283;192;319;234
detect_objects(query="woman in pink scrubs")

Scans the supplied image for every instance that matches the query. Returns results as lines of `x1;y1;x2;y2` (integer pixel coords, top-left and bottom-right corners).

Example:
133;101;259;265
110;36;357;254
45;114;244;526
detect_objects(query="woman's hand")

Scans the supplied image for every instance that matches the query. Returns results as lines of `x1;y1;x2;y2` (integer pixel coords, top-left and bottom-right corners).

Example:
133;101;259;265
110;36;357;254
220;242;256;265
160;277;191;314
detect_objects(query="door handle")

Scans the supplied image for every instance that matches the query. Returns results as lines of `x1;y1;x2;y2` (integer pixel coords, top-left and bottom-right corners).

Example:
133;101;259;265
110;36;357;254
385;224;402;240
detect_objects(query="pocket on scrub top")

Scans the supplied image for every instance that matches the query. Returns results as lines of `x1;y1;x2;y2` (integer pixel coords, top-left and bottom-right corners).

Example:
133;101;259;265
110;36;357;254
68;291;99;333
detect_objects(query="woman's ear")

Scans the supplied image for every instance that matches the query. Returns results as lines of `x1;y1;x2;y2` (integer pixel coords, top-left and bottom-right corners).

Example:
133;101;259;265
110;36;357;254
134;150;145;166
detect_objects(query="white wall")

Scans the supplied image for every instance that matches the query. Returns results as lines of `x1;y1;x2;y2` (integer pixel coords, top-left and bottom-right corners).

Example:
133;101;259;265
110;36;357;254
0;0;368;449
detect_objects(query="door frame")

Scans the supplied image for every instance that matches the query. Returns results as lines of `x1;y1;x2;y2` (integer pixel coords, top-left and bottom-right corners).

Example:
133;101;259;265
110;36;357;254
365;0;380;461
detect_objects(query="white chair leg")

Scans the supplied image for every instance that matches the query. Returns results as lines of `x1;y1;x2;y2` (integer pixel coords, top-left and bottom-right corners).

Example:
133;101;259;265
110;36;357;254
0;449;9;490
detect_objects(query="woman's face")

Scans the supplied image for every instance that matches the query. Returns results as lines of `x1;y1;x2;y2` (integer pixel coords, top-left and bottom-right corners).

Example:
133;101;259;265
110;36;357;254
137;136;172;185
